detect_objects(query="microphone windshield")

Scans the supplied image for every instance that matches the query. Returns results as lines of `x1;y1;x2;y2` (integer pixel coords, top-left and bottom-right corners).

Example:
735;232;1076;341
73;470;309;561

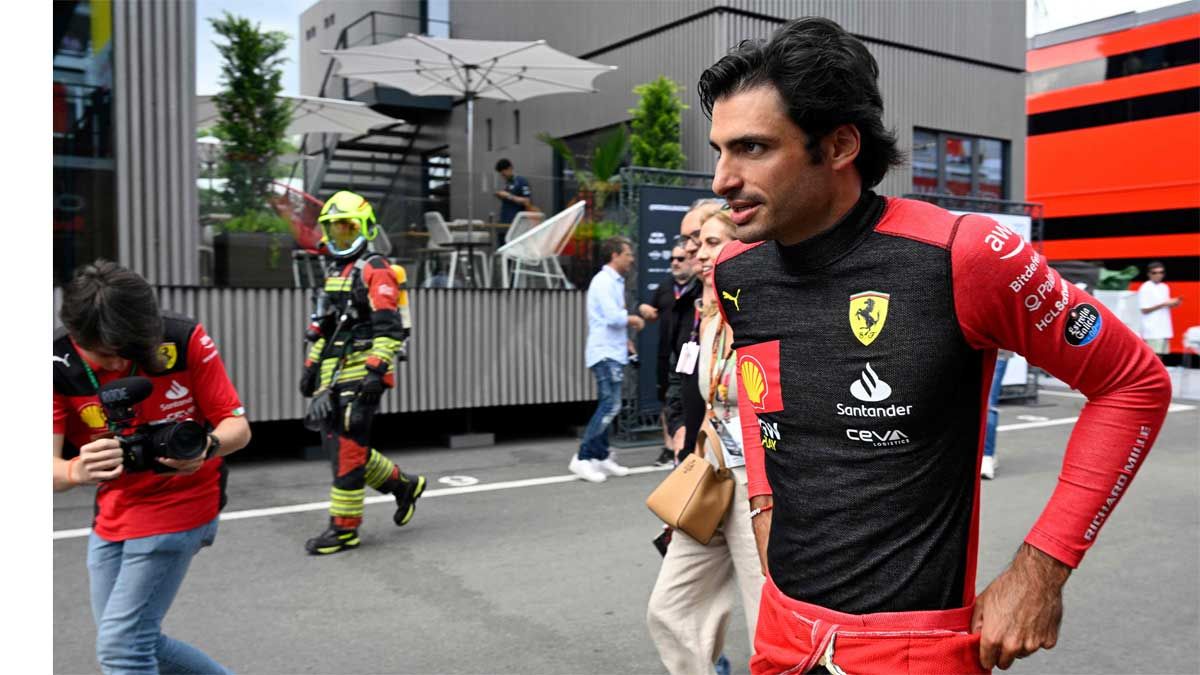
98;376;154;408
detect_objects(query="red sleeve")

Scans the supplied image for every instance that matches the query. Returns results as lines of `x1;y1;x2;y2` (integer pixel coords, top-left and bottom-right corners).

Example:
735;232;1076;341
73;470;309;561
53;391;69;435
713;253;772;500
364;263;399;312
951;214;1171;568
734;364;772;499
187;323;245;426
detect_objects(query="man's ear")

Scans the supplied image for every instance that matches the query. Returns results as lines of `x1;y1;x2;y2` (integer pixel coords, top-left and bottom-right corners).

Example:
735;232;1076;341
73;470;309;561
827;124;861;172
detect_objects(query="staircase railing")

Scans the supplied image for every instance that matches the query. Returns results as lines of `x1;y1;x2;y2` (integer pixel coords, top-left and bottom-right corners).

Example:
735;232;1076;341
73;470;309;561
303;11;450;200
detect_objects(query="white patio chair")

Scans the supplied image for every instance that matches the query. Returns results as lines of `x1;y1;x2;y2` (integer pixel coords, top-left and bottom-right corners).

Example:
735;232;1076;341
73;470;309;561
494;211;544;281
424;211;490;287
495;201;585;289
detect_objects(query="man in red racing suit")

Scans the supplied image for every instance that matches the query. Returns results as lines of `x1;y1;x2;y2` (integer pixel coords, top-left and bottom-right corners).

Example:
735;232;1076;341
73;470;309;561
700;17;1172;674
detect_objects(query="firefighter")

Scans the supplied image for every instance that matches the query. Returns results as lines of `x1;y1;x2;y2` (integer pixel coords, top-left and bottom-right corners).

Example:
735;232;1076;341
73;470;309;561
300;190;425;555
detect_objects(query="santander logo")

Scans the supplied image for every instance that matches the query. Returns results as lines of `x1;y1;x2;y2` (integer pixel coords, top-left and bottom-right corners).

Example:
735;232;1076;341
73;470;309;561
849;363;891;403
165;380;190;401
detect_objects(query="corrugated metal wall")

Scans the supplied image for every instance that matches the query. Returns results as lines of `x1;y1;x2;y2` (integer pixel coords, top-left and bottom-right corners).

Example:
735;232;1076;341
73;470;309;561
437;0;1026;217
717;10;1027;199
54;288;596;422
447;14;724;221
449;0;720;56
112;0;199;286
727;0;1026;70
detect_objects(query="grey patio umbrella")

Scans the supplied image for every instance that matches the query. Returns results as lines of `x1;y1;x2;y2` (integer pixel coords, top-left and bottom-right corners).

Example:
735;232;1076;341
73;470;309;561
195;94;402;136
323;34;617;283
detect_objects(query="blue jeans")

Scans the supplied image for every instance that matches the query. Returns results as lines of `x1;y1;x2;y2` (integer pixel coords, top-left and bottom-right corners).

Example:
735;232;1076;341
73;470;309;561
579;358;624;461
87;517;229;675
984;357;1009;459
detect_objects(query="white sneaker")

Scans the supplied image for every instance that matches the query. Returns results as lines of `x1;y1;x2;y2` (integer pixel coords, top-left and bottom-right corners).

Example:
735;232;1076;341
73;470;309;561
595;457;630;477
981;455;996;480
569;456;607;483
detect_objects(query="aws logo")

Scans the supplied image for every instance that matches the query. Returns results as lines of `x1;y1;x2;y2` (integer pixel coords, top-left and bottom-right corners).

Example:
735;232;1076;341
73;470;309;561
736;340;783;413
759;419;781;451
78;403;107;430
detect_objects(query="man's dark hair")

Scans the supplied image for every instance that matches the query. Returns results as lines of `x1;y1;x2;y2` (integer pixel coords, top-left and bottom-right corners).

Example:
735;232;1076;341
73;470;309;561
495;158;513;172
601;236;633;263
698;17;903;188
1147;261;1165;272
60;260;165;371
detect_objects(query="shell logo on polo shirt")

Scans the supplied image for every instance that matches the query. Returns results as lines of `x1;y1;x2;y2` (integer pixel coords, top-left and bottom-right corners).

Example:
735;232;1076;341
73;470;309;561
736;340;783;413
849;291;890;346
79;403;107;430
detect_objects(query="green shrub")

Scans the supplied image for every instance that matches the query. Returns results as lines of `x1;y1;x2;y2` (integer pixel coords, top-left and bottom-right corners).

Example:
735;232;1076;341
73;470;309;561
219;210;291;235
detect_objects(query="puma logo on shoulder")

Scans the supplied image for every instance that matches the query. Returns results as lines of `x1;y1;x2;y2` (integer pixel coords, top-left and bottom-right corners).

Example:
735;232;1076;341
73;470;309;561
722;289;742;312
53;354;71;368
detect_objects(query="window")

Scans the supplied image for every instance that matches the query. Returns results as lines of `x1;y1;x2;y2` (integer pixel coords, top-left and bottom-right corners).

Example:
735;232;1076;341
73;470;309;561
323;14;336;28
911;128;1009;199
54;0;117;285
423;151;452;220
513;110;520;145
306;26;316;40
486;118;493;152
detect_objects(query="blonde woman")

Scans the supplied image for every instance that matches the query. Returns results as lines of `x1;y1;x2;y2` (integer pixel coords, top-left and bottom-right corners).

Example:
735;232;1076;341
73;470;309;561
647;208;764;674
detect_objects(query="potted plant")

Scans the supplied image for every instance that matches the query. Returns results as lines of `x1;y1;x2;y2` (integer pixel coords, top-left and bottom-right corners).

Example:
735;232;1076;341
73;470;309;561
212;209;296;287
538;125;630;280
208;12;295;287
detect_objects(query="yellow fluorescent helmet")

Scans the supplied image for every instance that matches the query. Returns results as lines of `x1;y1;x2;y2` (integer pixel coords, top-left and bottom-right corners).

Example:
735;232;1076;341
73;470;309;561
318;191;377;259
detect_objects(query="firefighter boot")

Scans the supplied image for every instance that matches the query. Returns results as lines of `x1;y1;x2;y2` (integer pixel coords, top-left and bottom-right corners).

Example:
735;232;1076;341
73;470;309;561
382;472;426;526
305;521;361;555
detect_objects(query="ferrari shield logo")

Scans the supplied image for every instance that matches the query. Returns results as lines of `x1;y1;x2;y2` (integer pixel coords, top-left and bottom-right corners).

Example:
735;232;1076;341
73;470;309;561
158;342;178;369
849;292;889;346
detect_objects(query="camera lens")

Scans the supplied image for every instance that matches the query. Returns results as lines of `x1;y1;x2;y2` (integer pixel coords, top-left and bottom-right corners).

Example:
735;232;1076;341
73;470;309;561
158;420;207;460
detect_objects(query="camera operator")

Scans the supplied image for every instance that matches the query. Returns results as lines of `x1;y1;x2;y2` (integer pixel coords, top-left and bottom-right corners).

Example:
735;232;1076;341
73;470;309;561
52;260;250;674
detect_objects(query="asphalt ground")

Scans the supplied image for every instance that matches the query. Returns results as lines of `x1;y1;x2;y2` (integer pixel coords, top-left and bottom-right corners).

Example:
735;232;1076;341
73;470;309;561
53;391;1199;674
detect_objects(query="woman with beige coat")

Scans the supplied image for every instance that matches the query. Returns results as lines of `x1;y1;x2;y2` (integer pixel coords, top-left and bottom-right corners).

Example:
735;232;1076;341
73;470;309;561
647;209;765;673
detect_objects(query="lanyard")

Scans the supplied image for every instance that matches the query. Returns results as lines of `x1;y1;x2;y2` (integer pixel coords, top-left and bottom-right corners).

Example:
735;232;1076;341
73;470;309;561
77;351;137;393
705;313;733;412
77;353;136;434
688;300;703;342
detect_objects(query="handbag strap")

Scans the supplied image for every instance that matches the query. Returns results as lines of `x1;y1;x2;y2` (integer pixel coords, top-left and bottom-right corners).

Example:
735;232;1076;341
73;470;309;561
694;421;729;472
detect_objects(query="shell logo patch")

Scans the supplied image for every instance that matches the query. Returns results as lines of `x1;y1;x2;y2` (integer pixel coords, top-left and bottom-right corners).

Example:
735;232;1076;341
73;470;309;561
736;340;783;413
79;403;107;430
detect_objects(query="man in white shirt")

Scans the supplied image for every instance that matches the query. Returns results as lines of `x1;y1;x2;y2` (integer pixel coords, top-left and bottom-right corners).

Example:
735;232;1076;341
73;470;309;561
1138;261;1182;361
573;236;645;483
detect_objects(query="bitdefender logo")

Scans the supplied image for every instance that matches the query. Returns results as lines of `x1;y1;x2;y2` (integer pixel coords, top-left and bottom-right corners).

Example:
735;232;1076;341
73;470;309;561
849;362;890;402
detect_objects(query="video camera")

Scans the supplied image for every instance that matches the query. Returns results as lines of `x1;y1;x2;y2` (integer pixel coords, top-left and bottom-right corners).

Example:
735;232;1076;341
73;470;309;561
98;376;208;473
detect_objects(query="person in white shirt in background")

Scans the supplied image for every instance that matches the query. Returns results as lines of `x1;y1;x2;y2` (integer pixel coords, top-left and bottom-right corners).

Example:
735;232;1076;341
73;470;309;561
573;235;645;483
1138;261;1182;364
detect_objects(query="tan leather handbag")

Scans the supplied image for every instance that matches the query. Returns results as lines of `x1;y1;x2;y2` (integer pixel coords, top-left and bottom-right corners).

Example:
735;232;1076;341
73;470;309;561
645;422;735;545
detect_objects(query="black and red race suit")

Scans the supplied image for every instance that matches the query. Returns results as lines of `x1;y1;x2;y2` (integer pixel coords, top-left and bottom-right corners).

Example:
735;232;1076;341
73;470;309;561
713;193;1171;673
53;313;245;541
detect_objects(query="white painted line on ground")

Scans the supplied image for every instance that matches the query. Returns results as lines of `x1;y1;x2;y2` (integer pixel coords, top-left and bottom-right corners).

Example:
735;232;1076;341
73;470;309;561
53;464;672;540
998;402;1194;433
55;403;1197;541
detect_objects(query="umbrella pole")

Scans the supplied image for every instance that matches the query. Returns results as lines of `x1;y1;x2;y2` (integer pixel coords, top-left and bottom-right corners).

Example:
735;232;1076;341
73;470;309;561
464;92;476;287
